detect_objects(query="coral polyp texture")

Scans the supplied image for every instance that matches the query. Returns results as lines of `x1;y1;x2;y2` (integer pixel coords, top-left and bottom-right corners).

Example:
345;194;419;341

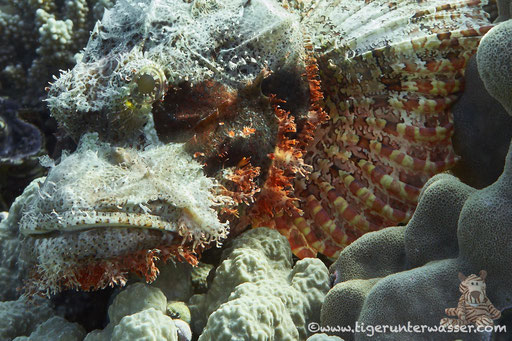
36;0;496;294
476;18;512;115
188;227;329;341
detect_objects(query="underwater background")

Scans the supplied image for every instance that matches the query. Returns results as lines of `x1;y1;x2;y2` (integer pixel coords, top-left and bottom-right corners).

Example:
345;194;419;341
0;0;511;340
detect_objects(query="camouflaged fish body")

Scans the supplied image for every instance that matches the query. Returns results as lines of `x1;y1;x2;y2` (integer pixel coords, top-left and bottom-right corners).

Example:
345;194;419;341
251;0;493;259
26;0;494;293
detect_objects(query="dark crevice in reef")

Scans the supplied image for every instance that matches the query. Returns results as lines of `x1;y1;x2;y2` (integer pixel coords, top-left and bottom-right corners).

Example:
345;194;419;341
492;307;512;341
451;56;512;189
51;287;115;332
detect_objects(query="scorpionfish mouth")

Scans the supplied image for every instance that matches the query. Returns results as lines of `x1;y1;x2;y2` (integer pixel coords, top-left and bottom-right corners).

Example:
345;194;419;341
18;133;236;295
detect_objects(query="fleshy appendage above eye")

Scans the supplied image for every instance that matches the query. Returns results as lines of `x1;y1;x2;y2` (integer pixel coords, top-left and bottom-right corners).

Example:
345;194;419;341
129;64;168;105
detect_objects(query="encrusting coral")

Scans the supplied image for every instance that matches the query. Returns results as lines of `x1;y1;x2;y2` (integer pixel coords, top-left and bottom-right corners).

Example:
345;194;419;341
0;294;86;341
476;18;512;115
321;23;512;338
451;56;512;188
188;227;329;340
13;316;87;341
0;296;55;340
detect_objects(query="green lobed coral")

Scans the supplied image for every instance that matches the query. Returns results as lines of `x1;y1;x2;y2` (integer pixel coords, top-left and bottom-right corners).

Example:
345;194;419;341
188;227;329;340
321;23;512;340
322;158;512;340
452;56;512;189
477;19;512;115
322;146;512;341
109;308;178;341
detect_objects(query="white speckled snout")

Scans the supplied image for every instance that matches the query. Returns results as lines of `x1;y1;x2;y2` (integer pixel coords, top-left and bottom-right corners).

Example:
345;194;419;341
19;133;233;246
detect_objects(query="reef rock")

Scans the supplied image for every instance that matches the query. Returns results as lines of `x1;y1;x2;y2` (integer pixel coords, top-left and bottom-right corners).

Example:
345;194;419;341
0;296;55;340
13;316;86;341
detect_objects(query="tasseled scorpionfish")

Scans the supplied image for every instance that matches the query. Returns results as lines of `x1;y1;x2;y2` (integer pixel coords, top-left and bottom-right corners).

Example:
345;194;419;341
17;0;494;294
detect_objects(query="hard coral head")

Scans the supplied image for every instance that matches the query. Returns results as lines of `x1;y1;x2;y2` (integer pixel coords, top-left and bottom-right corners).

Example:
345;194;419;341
477;19;512;115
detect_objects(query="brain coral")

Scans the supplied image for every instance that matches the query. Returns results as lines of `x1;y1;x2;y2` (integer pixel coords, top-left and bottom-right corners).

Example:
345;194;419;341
321;139;512;340
188;227;329;340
